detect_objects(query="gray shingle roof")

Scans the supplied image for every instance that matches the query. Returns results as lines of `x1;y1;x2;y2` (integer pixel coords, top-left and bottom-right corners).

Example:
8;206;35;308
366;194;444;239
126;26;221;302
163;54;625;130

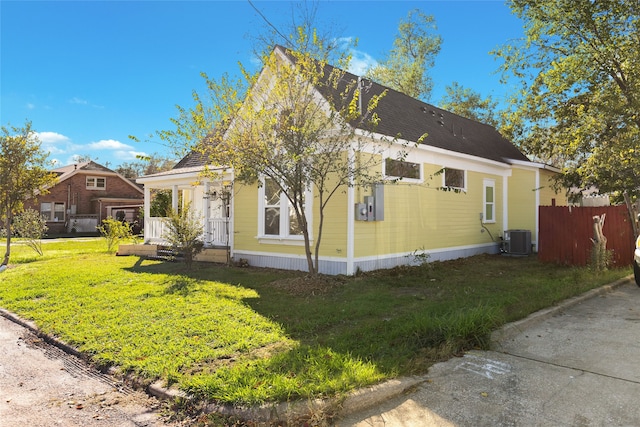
174;46;530;170
173;150;209;169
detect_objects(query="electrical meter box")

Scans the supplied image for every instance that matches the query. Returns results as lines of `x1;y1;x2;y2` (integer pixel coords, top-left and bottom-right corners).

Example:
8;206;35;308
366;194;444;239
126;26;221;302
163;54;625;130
355;203;367;221
355;183;385;221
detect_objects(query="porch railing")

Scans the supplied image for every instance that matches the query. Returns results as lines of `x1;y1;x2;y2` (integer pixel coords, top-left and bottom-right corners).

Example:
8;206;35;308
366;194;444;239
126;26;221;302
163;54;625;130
144;217;229;247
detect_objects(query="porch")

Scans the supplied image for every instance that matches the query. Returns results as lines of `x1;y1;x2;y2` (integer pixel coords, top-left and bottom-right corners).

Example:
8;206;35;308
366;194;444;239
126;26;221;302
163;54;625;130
136;166;235;250
144;216;231;248
117;244;228;263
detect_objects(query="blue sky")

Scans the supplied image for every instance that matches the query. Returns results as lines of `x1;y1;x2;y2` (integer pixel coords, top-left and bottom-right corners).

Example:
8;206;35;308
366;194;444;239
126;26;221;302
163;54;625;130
1;1;525;169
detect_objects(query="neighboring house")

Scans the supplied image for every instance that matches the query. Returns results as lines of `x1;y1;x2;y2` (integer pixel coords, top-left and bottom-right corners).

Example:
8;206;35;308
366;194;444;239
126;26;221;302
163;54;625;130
134;46;565;275
27;161;144;235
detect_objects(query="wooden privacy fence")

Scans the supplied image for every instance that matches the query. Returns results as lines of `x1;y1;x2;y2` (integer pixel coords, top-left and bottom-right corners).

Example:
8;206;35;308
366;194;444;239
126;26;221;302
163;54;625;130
538;205;635;267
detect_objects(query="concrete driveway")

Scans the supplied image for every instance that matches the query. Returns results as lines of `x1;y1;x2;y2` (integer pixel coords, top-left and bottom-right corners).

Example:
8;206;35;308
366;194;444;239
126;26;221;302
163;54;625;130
337;279;640;426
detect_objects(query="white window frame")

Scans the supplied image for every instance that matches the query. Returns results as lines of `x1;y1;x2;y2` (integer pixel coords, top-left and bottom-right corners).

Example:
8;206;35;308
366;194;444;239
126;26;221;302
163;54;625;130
443;167;466;191
40;202;65;222
86;176;106;190
257;177;313;245
383;158;423;183
483;179;496;223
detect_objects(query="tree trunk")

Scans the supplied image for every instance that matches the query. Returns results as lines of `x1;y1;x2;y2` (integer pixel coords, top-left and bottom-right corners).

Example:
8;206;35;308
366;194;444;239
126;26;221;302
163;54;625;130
590;214;608;271
2;211;12;267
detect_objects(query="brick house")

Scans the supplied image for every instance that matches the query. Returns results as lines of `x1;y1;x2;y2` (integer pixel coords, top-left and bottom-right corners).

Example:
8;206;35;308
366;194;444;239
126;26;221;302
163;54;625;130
27;161;144;235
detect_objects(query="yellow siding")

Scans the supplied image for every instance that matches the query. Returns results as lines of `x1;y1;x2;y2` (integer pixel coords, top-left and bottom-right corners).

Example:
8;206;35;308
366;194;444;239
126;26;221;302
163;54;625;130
354;165;504;258
539;169;567;206
232;182;260;251
508;168;537;233
230;163;560;262
232;181;348;257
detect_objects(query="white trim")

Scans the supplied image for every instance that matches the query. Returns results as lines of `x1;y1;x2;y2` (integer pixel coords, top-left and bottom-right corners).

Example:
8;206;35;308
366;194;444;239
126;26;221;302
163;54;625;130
257;236;308;246
382;157;424;183
483;178;496;223
353;242;499;264
86;176;106;190
347;142;356;275
256;177;314;241
509;158;561;173
442;167;467;192
502;175;509;232
355;129;518;173
232;241;500;275
534;169;541;250
236;242;499;265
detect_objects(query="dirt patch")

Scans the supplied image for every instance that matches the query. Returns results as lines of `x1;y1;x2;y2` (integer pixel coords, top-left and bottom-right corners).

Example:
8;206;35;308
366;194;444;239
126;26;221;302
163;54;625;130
268;274;348;296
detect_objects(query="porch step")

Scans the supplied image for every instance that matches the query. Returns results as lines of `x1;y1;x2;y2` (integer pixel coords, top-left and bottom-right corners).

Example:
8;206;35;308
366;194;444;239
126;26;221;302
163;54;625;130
153;246;183;261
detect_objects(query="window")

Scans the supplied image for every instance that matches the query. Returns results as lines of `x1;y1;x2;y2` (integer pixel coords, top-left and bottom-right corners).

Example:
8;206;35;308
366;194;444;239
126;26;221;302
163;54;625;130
259;177;309;240
483;179;495;223
86;176;106;190
264;178;281;235
40;202;65;222
444;168;465;189
385;158;421;180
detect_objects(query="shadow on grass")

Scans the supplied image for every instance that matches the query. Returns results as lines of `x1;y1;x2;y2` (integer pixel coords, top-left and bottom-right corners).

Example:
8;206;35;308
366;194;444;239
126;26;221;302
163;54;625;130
117;253;629;403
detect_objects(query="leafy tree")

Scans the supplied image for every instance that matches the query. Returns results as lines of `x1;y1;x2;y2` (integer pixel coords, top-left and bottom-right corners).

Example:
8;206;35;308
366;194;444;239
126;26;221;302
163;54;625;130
439;82;499;127
161;32;398;275
366;9;442;100
97;217;133;253
248;0;348;64
150;189;173;217
162;204;204;268
12;208;48;256
0;121;57;267
494;0;640;199
115;153;176;179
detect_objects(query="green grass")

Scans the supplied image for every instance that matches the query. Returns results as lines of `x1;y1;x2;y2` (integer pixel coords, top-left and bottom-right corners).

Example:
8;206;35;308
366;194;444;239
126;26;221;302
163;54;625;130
0;238;632;405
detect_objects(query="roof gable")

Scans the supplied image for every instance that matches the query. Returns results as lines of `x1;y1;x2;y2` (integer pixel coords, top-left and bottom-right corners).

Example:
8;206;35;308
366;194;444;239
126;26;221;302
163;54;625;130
173;46;530;170
47;161;143;194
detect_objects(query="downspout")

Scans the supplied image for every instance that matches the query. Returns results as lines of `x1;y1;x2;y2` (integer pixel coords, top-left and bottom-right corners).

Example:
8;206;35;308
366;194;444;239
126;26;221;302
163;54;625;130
66;184;71;230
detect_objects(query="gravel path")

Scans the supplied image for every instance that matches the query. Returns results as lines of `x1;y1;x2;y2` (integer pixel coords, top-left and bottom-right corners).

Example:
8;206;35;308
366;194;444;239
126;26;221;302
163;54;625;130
0;315;175;427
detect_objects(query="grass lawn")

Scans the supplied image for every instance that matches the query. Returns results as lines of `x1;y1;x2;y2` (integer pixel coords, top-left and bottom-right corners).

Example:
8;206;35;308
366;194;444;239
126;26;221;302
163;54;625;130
0;238;632;406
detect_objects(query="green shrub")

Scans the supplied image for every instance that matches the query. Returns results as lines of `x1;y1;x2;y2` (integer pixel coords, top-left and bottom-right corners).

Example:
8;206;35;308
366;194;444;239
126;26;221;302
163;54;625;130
162;203;204;268
97;217;133;253
13;208;48;256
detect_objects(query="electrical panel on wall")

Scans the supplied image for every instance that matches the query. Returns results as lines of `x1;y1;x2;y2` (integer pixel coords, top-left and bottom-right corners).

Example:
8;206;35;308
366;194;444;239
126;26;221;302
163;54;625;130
355;183;384;221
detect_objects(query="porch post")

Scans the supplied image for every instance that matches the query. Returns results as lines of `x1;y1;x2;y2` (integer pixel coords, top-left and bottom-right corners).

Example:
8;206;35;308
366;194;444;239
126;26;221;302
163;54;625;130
172;185;179;212
144;186;151;220
204;182;211;246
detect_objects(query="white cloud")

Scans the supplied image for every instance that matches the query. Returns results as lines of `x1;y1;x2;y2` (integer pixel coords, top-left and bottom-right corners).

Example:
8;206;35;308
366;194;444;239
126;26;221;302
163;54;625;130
26;103;35;110
36;131;71;144
332;38;379;76
112;150;148;161
35;131;76;155
349;49;378;76
69;97;89;105
87;139;134;151
69;97;103;109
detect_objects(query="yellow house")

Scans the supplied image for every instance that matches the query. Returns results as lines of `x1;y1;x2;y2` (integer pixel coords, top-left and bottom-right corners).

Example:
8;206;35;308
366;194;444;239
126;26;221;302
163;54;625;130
136;47;565;275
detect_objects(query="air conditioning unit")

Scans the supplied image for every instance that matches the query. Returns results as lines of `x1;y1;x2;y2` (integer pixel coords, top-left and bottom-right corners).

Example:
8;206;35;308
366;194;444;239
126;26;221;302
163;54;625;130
503;230;532;255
